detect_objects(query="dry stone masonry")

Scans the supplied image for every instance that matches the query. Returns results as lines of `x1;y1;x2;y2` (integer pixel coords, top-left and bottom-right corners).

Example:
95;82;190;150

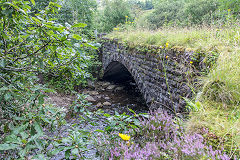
98;38;206;113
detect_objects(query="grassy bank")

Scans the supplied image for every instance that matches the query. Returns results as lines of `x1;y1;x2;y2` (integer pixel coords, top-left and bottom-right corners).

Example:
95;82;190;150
107;26;240;155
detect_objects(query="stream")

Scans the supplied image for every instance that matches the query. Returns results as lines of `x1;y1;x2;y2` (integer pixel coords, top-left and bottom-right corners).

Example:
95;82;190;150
45;80;148;160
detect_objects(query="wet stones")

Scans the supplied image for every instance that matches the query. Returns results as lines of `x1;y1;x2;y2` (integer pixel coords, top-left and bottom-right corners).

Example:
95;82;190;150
82;79;147;114
103;102;111;106
114;86;124;92
96;102;102;107
85;95;96;102
106;85;116;90
104;96;110;100
83;91;99;96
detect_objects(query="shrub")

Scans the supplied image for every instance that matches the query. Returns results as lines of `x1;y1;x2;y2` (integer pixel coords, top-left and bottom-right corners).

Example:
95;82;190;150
0;1;97;158
96;0;131;32
147;0;184;28
183;0;219;25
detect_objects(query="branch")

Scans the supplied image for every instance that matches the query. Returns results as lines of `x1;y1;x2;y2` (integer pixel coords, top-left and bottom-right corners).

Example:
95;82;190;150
7;42;24;53
33;40;52;55
0;76;11;85
1;66;32;72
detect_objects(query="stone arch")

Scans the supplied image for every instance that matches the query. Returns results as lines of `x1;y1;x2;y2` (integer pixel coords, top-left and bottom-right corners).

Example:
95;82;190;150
102;58;151;107
99;39;198;113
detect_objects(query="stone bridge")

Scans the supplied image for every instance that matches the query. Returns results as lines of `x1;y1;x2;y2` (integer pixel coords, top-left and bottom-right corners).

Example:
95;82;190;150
98;38;205;113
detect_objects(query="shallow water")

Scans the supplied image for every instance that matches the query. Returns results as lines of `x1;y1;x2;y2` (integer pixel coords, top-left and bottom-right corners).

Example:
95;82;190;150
89;81;148;114
47;80;148;159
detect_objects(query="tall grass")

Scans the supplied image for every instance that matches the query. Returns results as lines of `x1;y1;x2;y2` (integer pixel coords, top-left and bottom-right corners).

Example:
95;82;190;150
108;25;239;52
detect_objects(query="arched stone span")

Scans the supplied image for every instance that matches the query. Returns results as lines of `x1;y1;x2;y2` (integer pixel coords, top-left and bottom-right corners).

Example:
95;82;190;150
99;39;203;113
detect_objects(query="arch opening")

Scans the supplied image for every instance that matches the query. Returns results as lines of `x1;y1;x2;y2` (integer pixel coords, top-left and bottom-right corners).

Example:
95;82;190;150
103;61;134;83
102;61;148;112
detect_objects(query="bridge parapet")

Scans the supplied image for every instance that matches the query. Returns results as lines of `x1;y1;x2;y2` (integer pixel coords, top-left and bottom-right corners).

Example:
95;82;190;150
99;38;206;113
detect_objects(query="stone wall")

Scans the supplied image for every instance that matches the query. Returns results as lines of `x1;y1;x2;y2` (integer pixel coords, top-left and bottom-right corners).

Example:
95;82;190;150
98;38;204;113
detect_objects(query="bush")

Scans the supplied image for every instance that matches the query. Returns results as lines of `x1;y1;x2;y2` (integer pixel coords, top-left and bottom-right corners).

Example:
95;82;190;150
146;0;237;27
96;0;131;32
0;0;96;133
147;0;184;28
57;0;97;32
183;0;219;25
218;0;240;16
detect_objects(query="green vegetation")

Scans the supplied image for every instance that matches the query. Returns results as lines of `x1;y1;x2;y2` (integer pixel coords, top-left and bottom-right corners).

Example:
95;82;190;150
0;0;98;158
1;0;240;159
94;0;132;32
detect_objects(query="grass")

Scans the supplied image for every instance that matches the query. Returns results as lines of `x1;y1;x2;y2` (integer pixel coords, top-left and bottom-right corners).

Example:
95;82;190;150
108;25;240;52
186;101;240;156
107;24;240;157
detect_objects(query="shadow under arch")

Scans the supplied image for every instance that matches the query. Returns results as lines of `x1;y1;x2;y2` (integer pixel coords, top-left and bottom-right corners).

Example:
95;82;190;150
102;61;148;112
103;61;134;83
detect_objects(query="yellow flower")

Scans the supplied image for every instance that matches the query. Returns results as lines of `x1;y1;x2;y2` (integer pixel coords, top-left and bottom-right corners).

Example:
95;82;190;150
125;16;128;18
114;28;119;31
119;133;130;141
228;9;231;12
190;61;193;64
166;42;169;48
166;56;169;59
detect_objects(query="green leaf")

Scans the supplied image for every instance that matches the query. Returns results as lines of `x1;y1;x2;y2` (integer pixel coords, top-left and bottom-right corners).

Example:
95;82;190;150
62;138;71;143
72;23;87;28
51;148;64;155
5;2;26;15
4;93;12;101
71;148;78;155
5;135;22;145
83;43;97;49
30;0;35;5
0;87;9;91
103;113;110;117
32;17;41;24
34;121;43;134
33;154;46;160
1;32;7;39
65;149;71;159
21;139;27;144
94;129;104;133
128;108;136;114
38;94;45;105
49;2;62;8
133;119;141;126
72;34;82;40
0;143;19;151
0;59;5;68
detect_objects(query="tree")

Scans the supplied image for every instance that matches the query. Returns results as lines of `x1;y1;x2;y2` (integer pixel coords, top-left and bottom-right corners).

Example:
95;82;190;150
100;0;131;32
57;0;97;30
147;0;184;28
0;0;95;119
183;0;219;24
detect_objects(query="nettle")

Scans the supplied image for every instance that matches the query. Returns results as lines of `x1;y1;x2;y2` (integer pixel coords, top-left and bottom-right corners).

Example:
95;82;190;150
0;0;97;159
